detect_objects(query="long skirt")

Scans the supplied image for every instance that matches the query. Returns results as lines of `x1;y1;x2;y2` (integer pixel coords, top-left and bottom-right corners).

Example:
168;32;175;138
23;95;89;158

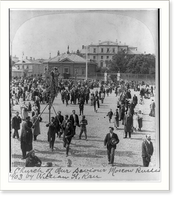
114;118;119;128
138;118;143;129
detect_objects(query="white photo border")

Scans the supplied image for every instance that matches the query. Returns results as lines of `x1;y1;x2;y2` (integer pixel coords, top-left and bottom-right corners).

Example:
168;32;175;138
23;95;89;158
0;1;169;191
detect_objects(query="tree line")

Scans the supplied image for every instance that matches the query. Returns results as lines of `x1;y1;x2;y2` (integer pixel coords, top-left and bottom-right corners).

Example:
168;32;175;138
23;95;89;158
98;51;156;74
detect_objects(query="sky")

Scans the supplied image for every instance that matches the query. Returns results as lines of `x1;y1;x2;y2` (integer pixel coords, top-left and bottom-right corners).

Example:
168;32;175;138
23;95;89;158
11;10;158;59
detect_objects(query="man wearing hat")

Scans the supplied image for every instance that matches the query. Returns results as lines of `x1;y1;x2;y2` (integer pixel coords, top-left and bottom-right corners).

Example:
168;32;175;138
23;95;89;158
142;135;154;167
104;127;119;165
54;111;64;137
20;116;33;159
12;111;22;139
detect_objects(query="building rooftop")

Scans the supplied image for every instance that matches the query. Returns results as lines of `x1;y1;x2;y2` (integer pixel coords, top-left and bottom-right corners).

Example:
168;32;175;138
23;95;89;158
127;49;142;55
47;53;90;63
15;59;41;65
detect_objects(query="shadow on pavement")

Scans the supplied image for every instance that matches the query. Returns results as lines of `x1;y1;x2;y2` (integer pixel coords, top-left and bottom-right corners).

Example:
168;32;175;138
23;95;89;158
70;150;103;159
113;163;142;167
96;150;137;158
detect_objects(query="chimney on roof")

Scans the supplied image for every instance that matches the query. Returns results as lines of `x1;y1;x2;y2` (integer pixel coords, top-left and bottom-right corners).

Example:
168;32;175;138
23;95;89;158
99;40;101;44
33;58;35;61
67;46;70;54
49;52;51;59
26;56;28;59
119;41;121;44
144;51;146;54
30;57;32;60
116;39;118;43
82;45;84;49
57;51;60;56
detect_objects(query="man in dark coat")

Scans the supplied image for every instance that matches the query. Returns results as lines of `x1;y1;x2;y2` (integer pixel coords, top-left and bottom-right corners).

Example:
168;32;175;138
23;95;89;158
54;111;64;137
142;135;154;167
124;110;133;138
20;116;33;159
69;110;80;136
25;150;42;167
46;117;56;151
63;120;74;157
12;111;22;139
78;97;85;116
133;94;138;106
104;127;119;165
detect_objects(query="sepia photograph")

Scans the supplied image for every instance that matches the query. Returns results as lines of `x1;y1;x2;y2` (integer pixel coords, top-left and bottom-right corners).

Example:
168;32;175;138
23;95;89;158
0;0;170;191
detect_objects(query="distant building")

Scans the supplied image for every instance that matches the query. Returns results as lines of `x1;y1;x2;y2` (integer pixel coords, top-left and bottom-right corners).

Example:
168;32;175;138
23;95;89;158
13;57;43;77
80;40;142;68
12;55;19;63
43;52;97;79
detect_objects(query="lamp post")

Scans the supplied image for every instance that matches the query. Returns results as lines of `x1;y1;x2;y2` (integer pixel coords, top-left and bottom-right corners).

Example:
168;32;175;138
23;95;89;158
104;71;107;83
85;45;88;81
117;71;120;82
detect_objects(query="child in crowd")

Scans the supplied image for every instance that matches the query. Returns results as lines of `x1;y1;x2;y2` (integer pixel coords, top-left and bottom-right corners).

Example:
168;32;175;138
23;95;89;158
107;109;113;123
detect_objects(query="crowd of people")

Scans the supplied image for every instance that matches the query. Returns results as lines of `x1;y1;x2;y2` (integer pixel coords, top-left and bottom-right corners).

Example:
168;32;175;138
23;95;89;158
11;72;155;167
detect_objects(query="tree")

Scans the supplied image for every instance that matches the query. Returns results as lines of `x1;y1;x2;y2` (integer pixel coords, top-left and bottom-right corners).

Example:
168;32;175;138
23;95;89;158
109;50;128;72
108;51;155;74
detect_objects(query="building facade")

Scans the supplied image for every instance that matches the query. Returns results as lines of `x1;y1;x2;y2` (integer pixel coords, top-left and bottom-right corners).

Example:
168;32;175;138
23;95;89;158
80;40;141;68
13;59;43;77
43;53;97;79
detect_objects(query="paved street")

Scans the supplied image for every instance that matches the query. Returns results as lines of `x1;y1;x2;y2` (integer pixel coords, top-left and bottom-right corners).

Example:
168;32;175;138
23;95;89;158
11;89;156;168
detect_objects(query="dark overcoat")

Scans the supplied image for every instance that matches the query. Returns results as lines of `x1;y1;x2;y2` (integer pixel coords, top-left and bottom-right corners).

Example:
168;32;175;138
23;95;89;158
12;116;21;130
104;132;119;149
20;121;33;152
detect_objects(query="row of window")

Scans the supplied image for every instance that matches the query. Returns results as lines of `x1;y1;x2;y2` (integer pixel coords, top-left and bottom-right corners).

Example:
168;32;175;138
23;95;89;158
63;67;85;75
93;55;110;60
93;48;115;53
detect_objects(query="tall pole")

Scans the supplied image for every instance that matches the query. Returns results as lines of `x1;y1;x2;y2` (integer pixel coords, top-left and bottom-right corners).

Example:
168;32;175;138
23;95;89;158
85;46;88;81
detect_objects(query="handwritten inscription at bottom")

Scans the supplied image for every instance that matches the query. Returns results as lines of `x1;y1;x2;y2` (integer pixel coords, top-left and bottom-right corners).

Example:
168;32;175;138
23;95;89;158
9;167;160;181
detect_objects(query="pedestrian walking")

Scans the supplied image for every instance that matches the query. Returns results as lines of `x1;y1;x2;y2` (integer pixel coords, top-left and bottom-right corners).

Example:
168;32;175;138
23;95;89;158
69;110;80;136
142;135;154;167
104;127;119;165
31;111;42;141
133;111;139;132
54;111;64;137
79;97;85;116
12;111;22;139
149;99;155;117
79;115;88;140
46;117;56;152
138;110;143;131
107;109;113;123
64;120;74;157
21;101;28;120
20;116;33;159
124;110;133;138
113;109;119;129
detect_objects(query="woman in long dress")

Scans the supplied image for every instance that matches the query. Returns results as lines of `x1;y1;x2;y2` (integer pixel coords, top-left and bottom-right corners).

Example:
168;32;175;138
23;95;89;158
149;99;155;117
133;111;138;132
138;110;143;131
21;101;28;121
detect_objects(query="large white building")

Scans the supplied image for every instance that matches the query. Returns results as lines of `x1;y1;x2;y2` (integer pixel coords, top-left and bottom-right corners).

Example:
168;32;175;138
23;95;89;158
80;40;141;68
